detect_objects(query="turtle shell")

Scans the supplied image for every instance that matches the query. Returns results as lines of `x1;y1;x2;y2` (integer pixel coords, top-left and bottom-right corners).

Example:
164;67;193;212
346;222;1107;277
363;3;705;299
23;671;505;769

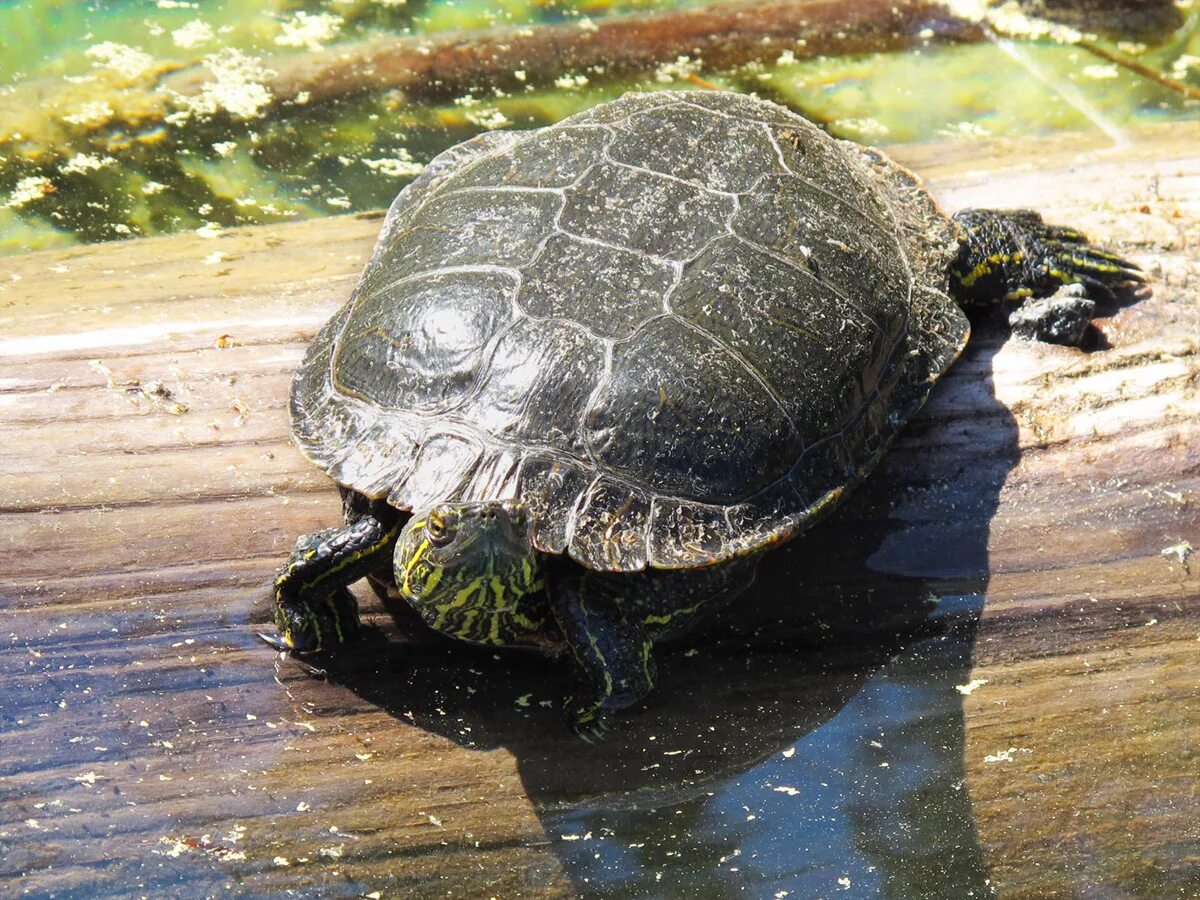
290;90;969;573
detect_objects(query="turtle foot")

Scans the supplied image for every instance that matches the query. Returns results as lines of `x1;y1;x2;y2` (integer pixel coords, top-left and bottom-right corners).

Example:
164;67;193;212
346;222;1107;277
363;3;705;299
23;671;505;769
565;695;612;743
271;586;361;654
1008;285;1096;346
951;208;1145;315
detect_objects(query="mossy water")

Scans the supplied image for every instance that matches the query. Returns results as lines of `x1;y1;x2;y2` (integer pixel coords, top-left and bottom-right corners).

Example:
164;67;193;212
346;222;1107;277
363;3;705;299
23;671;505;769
1;0;1197;256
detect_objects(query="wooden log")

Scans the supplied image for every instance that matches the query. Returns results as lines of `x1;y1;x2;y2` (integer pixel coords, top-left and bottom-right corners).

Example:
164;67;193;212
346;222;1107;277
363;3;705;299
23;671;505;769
0;121;1196;896
240;0;982;106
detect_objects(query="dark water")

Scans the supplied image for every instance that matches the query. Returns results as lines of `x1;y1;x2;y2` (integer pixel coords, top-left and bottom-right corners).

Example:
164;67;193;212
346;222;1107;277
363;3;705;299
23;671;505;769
542;600;991;899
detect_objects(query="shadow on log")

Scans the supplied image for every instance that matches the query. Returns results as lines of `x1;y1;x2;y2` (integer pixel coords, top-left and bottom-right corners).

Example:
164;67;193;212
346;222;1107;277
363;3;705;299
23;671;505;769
299;331;1016;894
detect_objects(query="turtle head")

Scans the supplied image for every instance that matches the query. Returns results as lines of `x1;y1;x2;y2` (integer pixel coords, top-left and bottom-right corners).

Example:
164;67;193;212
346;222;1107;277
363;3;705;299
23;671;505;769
394;500;546;644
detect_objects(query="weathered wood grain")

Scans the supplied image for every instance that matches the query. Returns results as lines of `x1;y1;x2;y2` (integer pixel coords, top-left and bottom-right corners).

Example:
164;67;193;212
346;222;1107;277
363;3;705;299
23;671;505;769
1;121;1197;898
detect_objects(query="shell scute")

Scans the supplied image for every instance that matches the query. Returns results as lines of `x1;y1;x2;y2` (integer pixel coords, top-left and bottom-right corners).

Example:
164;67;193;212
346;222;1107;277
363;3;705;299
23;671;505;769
327;417;419;499
450;125;612;190
387;433;481;510
364;188;559;291
584;316;801;504
568;477;651;572
647;498;732;569
607;103;779;194
517;233;674;341
517;453;590;554
670;236;886;444
732;174;910;343
334;269;515;414
459;317;605;457
559;161;733;261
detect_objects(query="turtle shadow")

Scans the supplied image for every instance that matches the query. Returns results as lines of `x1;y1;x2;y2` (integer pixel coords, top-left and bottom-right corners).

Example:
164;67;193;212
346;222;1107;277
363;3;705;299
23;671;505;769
292;319;1019;898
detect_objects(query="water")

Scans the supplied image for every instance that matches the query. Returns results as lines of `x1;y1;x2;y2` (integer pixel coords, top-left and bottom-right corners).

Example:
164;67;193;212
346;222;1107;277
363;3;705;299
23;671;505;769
1;0;1197;254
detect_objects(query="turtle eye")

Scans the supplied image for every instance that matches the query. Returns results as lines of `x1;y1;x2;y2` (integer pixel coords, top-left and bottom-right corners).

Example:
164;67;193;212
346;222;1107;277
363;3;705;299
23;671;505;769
425;512;455;546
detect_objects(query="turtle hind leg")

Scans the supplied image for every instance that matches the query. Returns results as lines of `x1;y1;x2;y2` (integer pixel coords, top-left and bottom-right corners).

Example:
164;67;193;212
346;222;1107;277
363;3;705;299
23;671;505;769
271;495;403;654
549;572;656;742
949;208;1144;334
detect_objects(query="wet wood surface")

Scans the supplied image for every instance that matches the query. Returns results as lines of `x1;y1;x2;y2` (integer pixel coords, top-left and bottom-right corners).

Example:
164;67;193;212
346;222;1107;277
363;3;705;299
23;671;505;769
1;121;1197;897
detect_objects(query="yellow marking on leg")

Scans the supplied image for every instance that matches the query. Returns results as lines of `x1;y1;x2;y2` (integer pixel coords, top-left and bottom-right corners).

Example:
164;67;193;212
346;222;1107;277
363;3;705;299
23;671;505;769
1067;255;1120;274
326;595;345;643
643;600;704;628
276;517;401;648
958;252;1020;288
304;520;403;594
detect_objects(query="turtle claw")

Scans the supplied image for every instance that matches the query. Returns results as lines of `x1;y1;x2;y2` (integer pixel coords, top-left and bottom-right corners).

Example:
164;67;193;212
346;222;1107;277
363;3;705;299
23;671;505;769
565;696;611;743
256;631;292;653
1042;238;1145;301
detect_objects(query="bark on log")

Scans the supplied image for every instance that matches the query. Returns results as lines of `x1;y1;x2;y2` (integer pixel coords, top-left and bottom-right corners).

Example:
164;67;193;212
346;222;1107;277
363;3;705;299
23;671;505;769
236;0;982;106
0;122;1196;896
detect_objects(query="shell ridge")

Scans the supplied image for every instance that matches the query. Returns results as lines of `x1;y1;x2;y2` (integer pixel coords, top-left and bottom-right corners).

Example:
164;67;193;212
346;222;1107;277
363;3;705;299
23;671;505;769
761;132;907;250
564;93;683;128
362;264;521;309
377;129;524;252
578;337;614;472
604;156;741;200
676;93;797;126
434;183;569;205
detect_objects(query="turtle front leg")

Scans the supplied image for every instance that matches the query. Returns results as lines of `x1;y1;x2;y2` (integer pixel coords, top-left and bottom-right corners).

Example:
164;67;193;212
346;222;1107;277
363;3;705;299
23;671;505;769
950;208;1144;344
268;494;404;654
549;571;656;741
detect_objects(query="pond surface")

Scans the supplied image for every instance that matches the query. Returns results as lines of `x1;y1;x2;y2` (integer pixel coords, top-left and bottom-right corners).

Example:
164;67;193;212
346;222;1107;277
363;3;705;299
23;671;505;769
1;0;1197;254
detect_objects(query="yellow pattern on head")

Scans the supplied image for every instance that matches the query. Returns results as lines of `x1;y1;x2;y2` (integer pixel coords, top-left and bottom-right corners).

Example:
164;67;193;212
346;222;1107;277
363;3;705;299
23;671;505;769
393;502;548;647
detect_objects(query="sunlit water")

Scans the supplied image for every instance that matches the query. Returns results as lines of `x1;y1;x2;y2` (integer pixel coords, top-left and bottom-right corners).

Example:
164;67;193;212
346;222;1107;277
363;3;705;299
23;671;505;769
0;0;1197;254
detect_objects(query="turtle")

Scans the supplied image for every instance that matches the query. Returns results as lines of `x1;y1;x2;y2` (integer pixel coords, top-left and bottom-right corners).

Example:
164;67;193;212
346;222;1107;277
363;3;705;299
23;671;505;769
268;90;1142;737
